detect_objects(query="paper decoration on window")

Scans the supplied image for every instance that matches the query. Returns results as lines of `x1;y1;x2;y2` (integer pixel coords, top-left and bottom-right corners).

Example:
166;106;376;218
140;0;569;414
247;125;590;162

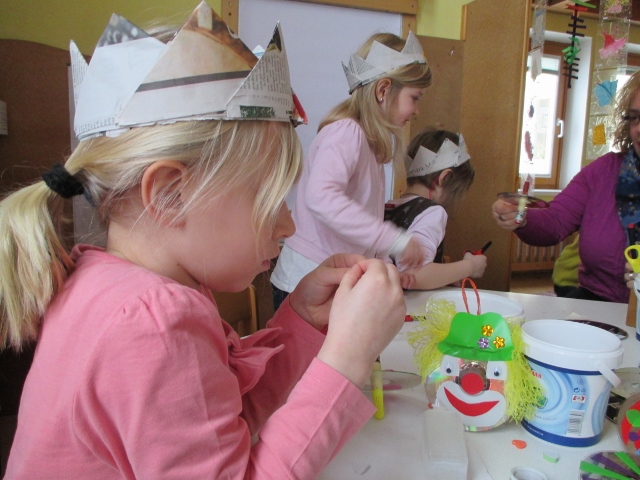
524;131;534;161
594;80;618;106
604;0;631;15
592;123;607;145
563;1;596;89
529;0;547;81
600;32;627;59
531;1;547;50
530;48;543;81
586;0;630;159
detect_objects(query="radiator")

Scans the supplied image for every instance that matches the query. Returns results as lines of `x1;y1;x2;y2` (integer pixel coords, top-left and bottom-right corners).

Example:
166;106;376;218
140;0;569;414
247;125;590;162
510;235;575;272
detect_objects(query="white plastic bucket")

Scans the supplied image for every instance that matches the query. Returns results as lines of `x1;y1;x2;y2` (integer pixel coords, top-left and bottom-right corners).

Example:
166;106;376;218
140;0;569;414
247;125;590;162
521;320;623;447
427;290;525;323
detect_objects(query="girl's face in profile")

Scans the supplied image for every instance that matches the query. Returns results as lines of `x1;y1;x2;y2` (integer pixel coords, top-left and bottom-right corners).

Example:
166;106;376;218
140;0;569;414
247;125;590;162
173;155;296;293
388;87;425;127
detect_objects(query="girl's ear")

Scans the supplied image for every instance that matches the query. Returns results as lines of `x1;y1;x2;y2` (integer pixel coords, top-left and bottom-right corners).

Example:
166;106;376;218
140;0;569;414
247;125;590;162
140;160;189;225
436;168;452;186
375;78;392;103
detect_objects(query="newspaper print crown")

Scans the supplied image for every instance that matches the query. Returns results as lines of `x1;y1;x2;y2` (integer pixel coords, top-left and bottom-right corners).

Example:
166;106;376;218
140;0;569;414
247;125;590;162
342;31;427;94
406;134;471;178
70;1;307;141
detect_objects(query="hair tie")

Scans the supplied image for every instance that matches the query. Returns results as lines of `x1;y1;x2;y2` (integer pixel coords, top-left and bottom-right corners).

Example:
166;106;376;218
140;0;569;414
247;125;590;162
41;164;85;199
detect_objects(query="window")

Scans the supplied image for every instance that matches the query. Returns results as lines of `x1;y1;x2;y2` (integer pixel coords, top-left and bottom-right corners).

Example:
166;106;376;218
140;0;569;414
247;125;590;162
519;42;567;189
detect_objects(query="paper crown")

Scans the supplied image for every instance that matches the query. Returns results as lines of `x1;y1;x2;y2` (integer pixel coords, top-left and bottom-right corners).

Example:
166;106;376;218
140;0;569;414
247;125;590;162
70;1;307;141
342;31;427;94
406;134;471;178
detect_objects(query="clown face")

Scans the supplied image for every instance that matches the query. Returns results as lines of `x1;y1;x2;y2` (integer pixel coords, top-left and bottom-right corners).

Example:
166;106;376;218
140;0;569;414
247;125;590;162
426;355;509;431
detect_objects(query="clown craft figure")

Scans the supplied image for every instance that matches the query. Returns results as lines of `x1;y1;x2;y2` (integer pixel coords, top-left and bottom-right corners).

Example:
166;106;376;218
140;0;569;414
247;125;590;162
408;298;541;432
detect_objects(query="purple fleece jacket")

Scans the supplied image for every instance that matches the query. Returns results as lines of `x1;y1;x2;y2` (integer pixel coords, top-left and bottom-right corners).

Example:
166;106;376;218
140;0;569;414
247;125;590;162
516;152;628;303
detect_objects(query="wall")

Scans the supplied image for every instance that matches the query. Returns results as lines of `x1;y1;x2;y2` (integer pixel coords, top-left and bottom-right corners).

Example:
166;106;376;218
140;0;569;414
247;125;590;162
0;0;472;53
0;0;222;54
418;0;474;39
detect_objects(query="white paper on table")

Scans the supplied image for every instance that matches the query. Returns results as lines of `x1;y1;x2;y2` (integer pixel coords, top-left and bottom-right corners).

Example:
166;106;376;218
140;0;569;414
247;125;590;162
467;441;493;480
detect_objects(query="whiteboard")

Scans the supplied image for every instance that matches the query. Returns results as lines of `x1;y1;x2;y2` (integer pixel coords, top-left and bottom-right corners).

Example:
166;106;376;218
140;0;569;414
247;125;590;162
239;0;401;201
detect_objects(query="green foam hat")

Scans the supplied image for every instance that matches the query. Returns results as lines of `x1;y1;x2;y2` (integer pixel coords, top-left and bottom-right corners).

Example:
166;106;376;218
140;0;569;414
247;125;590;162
437;311;514;362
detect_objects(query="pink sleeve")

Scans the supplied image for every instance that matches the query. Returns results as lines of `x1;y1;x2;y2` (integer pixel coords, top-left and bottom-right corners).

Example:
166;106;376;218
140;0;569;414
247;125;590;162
73;286;372;479
249;358;375;477
240;297;326;431
396;205;447;271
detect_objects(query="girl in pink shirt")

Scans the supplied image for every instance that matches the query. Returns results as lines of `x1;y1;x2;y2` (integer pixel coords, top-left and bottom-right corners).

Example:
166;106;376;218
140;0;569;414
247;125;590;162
1;5;406;479
271;32;432;308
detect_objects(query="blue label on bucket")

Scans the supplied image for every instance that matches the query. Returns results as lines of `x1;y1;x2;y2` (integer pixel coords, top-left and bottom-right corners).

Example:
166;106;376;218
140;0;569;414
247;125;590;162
522;356;612;447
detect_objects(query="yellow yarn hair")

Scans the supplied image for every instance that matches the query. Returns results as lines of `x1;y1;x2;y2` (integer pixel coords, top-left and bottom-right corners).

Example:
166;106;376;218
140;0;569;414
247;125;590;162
408;299;542;423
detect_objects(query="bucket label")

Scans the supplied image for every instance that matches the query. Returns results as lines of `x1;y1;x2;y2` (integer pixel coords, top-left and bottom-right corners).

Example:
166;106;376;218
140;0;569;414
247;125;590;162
522;356;611;447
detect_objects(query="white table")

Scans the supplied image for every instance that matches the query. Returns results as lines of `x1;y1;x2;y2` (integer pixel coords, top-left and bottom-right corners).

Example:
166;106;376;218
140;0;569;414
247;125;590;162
319;288;637;480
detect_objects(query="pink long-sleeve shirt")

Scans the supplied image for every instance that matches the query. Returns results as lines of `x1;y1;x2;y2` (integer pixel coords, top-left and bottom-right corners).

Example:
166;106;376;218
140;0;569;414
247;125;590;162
284;119;402;264
6;245;374;479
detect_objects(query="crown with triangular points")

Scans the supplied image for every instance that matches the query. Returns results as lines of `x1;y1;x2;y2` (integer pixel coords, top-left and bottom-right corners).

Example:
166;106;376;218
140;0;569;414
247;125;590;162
70;1;307;141
342;31;427;94
406;134;470;178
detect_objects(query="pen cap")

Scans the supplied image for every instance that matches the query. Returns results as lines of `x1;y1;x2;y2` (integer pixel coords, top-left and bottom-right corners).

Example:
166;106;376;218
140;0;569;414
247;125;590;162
422;408;468;480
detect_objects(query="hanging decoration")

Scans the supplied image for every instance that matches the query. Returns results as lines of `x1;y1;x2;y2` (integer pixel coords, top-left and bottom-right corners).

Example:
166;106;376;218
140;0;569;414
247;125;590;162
586;0;631;159
520;0;547;179
563;1;596;89
530;0;548;81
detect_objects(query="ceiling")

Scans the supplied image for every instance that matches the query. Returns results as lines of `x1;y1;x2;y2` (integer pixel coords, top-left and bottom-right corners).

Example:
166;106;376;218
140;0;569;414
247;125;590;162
547;0;640;22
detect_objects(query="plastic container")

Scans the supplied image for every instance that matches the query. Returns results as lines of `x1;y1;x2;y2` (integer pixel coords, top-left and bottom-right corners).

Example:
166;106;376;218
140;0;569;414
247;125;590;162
427;290;525;323
423;408;468;480
521;320;623;447
634;277;640;340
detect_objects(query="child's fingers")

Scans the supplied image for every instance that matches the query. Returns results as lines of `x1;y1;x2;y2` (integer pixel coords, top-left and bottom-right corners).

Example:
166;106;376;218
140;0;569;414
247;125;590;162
321;253;366;269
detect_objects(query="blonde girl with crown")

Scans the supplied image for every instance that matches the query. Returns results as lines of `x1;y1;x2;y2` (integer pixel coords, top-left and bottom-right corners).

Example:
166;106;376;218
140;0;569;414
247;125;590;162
384;128;486;290
271;32;432;308
2;4;407;478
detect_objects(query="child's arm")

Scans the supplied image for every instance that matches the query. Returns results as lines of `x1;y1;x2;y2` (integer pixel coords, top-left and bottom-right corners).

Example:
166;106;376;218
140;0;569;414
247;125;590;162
409;252;487;290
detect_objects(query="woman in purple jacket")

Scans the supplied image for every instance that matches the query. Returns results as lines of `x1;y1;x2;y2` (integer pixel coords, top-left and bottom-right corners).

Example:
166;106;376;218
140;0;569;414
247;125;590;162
492;71;640;304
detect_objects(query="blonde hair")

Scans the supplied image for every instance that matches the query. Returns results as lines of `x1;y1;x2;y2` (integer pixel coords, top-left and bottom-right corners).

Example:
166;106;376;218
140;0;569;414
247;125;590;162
613;70;640;153
406;128;475;210
0;120;301;350
320;33;432;163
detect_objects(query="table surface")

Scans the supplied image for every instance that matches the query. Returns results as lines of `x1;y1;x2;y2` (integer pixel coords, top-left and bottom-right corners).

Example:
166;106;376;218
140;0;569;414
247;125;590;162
319;288;637;480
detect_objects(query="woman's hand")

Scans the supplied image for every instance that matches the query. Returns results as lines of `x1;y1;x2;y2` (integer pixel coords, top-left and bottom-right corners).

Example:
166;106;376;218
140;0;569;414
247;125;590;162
625;261;636;290
317;259;406;388
492;199;525;231
289;253;366;330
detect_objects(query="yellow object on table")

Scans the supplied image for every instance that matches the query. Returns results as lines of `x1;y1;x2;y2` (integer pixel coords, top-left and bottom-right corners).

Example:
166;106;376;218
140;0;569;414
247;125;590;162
371;358;384;419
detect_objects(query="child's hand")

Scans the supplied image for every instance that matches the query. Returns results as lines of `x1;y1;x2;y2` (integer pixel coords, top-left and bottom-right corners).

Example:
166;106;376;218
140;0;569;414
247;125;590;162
492;199;524;230
317;259;406;388
463;251;487;278
397;237;426;269
290;253;366;330
399;271;416;290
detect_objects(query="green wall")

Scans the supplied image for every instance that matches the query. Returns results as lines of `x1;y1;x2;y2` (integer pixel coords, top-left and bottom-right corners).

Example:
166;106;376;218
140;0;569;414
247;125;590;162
418;0;475;40
0;0;470;55
0;0;222;54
